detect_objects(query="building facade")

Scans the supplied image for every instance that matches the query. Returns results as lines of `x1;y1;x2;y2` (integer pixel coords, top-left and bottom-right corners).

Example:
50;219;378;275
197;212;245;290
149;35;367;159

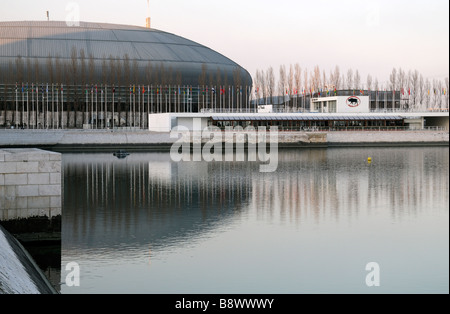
0;21;252;129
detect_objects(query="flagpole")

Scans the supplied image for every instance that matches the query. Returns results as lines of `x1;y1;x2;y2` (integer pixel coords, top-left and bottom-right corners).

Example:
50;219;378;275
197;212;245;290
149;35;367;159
15;83;18;129
56;84;59;129
46;83;49;129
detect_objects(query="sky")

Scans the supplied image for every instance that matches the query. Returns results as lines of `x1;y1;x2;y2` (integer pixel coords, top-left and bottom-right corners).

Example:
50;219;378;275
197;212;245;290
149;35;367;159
1;0;449;86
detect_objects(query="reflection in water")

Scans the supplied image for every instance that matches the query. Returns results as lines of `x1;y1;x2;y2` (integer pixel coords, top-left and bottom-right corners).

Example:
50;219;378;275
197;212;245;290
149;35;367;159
62;148;449;294
63;153;253;253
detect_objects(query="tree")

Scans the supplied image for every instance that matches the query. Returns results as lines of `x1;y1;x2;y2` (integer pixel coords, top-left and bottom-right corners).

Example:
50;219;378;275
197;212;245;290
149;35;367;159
123;54;131;85
311;65;321;94
366;74;373;92
445;77;449;109
266;66;275;105
101;57;108;84
408;70;419;110
70;46;78;85
199;63;207;87
278;64;286;99
294;64;302;109
132;59;139;84
330;66;340;90
346;69;354;90
88;53;95;84
389;68;398;109
354;70;361;90
55;56;63;84
79;49;87;86
418;74;425;110
389;68;397;91
424;78;431;109
15;55;24;83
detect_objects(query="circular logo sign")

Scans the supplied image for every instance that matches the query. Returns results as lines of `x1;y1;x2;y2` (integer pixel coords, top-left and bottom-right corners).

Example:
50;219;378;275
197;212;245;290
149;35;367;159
347;96;361;107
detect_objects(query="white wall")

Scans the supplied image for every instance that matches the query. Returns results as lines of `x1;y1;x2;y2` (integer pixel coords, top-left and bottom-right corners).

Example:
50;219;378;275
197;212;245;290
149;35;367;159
177;117;209;131
148;114;174;132
336;96;370;113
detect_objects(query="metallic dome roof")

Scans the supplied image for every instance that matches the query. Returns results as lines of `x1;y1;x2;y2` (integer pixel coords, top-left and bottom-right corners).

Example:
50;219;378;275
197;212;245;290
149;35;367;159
0;21;251;85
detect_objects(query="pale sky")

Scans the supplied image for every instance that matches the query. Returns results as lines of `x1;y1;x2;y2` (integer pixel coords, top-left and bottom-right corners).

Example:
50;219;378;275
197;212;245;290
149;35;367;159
2;0;449;86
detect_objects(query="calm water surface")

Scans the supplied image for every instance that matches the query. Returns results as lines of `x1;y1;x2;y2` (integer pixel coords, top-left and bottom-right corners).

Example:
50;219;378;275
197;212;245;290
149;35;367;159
61;147;449;294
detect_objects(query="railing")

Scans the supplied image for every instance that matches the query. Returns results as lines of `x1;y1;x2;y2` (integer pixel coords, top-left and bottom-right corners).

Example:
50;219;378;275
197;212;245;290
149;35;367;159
207;126;449;133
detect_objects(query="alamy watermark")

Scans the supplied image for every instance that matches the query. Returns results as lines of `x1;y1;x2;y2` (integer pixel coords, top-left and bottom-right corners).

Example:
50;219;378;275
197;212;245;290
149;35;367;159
65;262;80;287
170;118;279;173
366;262;381;287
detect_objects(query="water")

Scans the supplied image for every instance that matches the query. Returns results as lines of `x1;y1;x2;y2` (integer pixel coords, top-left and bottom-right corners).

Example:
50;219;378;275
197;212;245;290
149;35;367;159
61;147;449;294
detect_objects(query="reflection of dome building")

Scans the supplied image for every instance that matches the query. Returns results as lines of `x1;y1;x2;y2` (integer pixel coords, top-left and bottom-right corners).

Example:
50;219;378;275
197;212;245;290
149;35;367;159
0;21;252;128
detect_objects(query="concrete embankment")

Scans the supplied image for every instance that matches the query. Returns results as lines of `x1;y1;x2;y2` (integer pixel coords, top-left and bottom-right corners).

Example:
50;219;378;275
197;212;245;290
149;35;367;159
0;224;58;294
327;130;449;147
0;129;448;150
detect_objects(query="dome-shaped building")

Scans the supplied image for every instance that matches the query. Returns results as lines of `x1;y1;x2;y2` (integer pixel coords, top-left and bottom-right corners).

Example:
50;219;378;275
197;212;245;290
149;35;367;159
0;21;252;128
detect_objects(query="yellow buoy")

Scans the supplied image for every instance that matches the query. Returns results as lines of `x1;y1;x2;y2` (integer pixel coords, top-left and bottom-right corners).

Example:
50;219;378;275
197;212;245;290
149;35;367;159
368;157;372;163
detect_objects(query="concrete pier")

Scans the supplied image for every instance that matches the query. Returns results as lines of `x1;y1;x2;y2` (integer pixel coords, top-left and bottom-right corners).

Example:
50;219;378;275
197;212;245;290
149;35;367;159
0;224;57;294
0;129;447;150
0;149;61;222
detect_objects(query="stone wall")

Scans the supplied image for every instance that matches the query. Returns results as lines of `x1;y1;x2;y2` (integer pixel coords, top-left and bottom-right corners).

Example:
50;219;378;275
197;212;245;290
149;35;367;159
0;149;61;221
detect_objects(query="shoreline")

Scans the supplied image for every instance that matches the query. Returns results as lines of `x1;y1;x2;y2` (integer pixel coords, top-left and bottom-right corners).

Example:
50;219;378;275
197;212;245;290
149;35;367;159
0;129;448;151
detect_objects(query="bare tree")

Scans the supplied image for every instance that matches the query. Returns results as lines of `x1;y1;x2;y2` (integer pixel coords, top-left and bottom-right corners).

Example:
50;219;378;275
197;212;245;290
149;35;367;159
330;65;340;90
33;58;41;83
304;69;309;94
408;70;419;109
258;69;267;104
132;59;139;84
424;78;431;109
278;65;287;98
215;67;222;88
55;56;62;84
389;68;397;91
366;74;373;92
123;54;131;85
294;64;302;106
232;66;242;87
288;65;294;107
346;69;354;90
101;57;108;84
266;66;275;105
390;67;398;109
433;79;442;109
88;53;95;84
79;49;87;86
26;58;32;83
70;46;78;85
108;55;116;85
311;65;321;94
145;61;153;84
199;63;207;87
354;70;361;90
15;55;24;83
445;77;449;109
417;74;425;109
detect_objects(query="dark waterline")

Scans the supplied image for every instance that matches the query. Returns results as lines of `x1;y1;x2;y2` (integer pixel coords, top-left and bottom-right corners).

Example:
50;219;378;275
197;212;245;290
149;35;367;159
61;147;449;294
